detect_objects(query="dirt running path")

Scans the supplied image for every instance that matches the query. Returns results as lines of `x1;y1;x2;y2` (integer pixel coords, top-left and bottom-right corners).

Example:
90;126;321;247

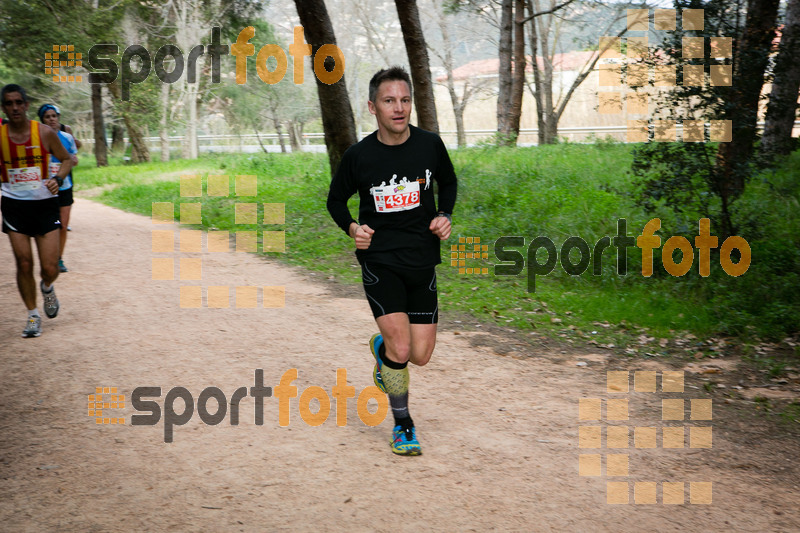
1;198;798;532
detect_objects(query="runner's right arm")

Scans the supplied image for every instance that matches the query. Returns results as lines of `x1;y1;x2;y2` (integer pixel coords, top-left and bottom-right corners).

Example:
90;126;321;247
327;147;360;234
64;124;82;150
327;148;375;249
65;132;78;166
42;125;73;193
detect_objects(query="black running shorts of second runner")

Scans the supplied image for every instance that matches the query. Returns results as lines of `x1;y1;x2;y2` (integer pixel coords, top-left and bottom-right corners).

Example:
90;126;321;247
1;196;61;236
361;262;438;324
58;186;74;207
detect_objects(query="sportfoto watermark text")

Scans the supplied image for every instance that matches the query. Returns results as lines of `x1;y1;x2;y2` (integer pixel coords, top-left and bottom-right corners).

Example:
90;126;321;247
87;26;344;100
494;218;750;292
129;369;387;443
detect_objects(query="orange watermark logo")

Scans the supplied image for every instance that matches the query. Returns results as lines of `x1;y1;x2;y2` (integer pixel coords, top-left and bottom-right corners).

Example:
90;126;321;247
46;44;83;83
450;236;490;275
88;387;125;424
232;26;344;86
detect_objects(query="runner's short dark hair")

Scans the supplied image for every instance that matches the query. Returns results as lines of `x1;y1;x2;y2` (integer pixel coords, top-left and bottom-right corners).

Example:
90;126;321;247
368;66;412;103
1;84;28;104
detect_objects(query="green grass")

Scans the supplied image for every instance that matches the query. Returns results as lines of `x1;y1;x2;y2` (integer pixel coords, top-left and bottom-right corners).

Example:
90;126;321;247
76;144;800;348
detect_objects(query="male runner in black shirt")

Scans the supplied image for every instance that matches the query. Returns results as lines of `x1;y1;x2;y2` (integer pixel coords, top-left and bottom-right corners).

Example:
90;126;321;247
327;67;457;455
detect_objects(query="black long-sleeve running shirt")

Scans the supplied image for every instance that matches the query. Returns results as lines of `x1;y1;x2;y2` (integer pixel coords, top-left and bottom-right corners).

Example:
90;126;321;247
327;125;458;269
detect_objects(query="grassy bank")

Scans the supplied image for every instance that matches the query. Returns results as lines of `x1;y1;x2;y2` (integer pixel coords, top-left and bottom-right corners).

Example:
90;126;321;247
76;144;799;353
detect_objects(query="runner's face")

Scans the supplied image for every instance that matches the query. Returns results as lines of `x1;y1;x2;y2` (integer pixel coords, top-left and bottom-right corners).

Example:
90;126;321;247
1;92;29;125
42;109;60;130
369;80;411;140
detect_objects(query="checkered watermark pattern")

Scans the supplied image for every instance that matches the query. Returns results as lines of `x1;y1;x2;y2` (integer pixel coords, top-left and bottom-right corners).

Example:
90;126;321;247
598;9;732;143
151;174;285;308
578;371;713;504
451;236;490;275
88;387;125;425
46;44;83;83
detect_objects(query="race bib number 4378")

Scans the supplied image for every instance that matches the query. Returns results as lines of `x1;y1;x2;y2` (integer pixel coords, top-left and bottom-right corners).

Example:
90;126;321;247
371;180;420;213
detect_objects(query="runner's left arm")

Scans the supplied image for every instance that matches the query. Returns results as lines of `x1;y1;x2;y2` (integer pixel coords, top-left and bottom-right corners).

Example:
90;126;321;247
429;137;457;240
434;137;457;216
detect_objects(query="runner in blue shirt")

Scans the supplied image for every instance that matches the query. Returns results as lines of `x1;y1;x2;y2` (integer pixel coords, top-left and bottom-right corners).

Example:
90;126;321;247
38;104;78;273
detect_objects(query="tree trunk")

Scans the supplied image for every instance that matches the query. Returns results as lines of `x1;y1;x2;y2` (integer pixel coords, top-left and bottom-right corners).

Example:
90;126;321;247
527;0;545;145
107;81;151;163
174;0;202;160
497;0;514;145
537;1;556;144
509;0;526;144
395;0;439;133
439;13;467;147
186;82;199;160
277;124;287;153
128;122;149;163
271;106;287;153
91;83;108;167
454;95;467;148
254;130;269;154
544;113;558;143
160;82;171;162
294;0;358;175
288;120;304;153
178;76;192;160
111;124;125;154
762;0;800;157
715;0;780;208
527;0;626;145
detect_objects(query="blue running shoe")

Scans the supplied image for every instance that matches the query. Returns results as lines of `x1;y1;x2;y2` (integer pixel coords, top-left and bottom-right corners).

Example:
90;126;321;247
391;425;422;456
369;333;386;393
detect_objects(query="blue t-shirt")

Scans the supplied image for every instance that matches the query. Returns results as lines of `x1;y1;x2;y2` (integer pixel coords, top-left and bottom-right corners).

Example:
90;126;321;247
51;130;77;191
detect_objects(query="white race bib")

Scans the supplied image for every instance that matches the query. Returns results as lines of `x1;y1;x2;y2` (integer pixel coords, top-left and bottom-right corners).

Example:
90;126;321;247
371;180;420;213
49;162;61;177
8;166;42;192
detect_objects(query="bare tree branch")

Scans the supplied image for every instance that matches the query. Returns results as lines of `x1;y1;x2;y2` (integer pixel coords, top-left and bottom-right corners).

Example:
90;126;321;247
521;0;576;23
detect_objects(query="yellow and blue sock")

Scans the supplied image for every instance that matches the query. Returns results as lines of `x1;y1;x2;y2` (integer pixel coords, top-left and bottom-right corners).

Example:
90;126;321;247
379;348;413;430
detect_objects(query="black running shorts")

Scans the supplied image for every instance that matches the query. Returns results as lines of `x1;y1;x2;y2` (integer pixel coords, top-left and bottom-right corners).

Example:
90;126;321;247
361;262;438;324
58;186;74;207
1;196;61;236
